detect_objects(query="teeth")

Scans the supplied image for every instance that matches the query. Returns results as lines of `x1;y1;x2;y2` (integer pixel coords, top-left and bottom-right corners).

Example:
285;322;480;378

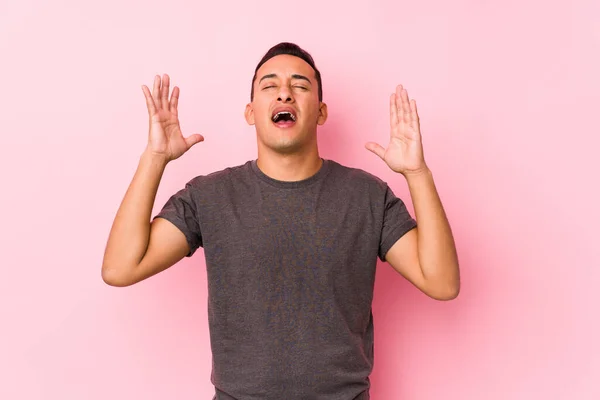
272;111;296;122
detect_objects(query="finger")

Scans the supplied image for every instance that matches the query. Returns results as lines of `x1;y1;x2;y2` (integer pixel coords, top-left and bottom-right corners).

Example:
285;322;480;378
389;93;398;129
185;133;205;149
141;85;157;116
410;99;420;131
395;85;404;123
401;88;411;122
152;75;162;110
365;142;386;160
161;74;170;111
170;86;180;115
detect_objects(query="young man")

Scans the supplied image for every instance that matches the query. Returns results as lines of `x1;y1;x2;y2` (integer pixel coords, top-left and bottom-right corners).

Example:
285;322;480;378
102;42;460;400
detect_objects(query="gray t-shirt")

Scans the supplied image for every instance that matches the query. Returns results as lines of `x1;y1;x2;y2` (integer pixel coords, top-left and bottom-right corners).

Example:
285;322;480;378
155;159;417;400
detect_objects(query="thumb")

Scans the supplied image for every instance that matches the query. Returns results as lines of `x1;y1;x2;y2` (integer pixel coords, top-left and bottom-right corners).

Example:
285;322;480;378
365;142;386;160
185;134;204;149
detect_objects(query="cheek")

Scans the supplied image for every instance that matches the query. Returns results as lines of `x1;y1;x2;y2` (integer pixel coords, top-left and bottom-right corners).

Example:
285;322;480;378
251;104;269;123
305;105;321;123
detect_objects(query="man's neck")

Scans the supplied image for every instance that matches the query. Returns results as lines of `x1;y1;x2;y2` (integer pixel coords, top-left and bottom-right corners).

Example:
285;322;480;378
256;148;323;182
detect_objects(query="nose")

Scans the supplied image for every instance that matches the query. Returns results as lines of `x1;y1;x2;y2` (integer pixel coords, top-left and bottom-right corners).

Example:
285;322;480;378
277;84;294;103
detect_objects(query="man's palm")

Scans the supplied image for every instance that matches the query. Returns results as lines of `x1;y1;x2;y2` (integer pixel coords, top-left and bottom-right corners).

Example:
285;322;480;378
366;85;427;175
142;74;203;161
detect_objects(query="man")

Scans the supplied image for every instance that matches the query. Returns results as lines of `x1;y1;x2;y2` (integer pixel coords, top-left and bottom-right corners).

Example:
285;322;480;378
102;42;460;400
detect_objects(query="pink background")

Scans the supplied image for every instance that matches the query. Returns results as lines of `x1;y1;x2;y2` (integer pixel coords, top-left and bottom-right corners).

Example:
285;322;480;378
1;0;599;399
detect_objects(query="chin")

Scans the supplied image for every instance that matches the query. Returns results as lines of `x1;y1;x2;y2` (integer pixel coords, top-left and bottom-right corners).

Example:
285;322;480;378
256;130;298;152
256;123;317;154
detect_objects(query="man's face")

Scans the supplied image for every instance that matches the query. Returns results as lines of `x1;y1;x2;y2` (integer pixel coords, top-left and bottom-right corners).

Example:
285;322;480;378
245;54;327;154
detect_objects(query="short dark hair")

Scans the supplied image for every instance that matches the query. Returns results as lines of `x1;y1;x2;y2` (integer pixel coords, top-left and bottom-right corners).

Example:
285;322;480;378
250;42;323;102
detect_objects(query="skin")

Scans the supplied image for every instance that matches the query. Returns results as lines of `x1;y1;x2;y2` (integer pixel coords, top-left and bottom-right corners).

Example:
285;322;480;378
102;57;460;301
366;86;460;300
101;74;201;287
245;54;328;182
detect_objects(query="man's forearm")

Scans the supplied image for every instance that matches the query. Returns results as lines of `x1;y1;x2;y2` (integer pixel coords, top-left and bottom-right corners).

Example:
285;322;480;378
405;168;460;296
102;149;168;278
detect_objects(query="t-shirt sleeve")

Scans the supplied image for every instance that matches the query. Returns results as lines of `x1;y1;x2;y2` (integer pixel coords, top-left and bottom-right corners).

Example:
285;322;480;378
153;179;203;257
378;185;417;261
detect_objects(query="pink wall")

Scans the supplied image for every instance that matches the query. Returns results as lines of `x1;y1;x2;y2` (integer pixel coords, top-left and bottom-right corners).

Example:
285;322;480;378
2;0;598;399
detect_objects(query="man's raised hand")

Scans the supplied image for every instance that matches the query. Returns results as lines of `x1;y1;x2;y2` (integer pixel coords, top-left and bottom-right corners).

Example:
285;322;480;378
365;85;427;176
141;74;203;162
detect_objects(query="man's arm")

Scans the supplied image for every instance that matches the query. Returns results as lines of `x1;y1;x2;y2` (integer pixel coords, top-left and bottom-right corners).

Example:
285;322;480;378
385;169;459;300
101;74;203;287
366;84;460;300
101;150;190;287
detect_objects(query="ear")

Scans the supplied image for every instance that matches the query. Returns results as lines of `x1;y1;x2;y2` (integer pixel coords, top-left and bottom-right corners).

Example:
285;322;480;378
317;102;328;125
245;103;255;125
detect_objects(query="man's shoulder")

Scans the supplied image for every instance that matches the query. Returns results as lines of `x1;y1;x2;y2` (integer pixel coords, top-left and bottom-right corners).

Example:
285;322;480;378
185;161;253;189
327;159;388;190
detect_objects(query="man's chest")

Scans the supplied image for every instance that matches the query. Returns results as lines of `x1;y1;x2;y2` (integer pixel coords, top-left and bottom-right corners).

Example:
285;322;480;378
198;189;381;280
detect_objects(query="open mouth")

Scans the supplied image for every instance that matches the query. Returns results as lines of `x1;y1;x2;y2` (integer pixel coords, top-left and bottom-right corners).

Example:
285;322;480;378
271;110;297;128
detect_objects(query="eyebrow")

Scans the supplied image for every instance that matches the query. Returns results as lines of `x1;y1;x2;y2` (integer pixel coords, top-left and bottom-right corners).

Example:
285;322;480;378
258;73;312;85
